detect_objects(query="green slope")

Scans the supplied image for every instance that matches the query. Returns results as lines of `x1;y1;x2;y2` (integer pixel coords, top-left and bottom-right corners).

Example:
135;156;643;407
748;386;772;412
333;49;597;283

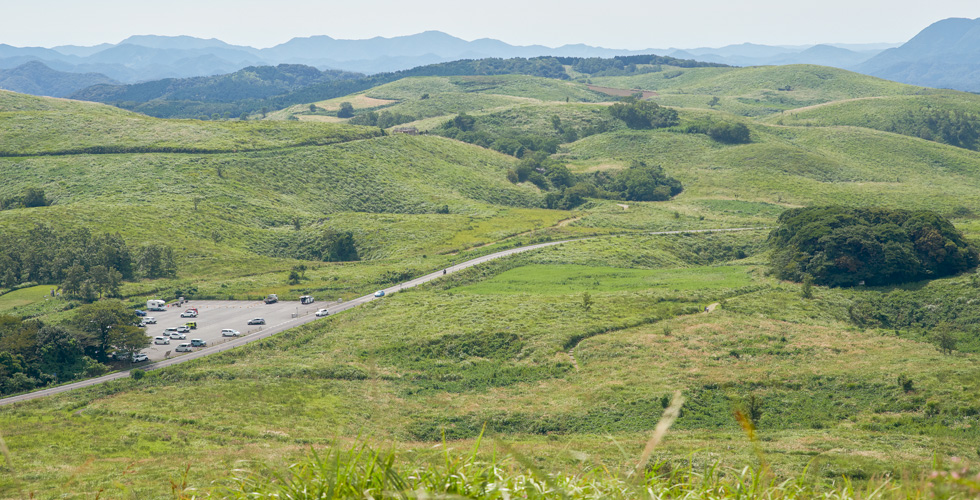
587;64;937;116
0;90;383;156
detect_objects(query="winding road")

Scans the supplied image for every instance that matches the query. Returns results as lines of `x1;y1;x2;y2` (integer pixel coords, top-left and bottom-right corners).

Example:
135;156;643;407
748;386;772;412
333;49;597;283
0;227;764;407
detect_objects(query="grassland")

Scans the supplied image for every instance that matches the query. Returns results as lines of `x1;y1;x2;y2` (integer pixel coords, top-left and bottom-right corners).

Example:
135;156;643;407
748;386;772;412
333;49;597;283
5;62;980;498
586;65;938;116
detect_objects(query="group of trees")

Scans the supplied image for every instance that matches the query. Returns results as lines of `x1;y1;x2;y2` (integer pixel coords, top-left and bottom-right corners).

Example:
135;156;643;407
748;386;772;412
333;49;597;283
886;106;980;151
769;206;979;287
349;110;420;129
258;229;360;263
0;300;148;395
682;118;752;144
0;187;49;211
0;225;177;299
536;160;683;209
608;97;679;130
435;113;570;157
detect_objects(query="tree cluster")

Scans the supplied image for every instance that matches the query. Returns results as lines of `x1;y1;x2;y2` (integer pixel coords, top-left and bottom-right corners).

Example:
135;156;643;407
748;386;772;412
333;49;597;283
349;110;420;128
0;187;50;210
0;300;149;395
608;97;679;130
0;225;177;297
257;229;360;263
769;206;979;287
886;106;980;151
682;118;752;144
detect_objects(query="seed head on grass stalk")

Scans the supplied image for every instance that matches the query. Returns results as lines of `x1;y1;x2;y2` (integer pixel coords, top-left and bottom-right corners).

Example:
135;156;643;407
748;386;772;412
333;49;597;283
632;390;684;481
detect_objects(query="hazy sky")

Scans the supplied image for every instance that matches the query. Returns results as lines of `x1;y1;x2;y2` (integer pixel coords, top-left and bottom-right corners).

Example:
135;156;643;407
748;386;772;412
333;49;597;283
4;0;980;49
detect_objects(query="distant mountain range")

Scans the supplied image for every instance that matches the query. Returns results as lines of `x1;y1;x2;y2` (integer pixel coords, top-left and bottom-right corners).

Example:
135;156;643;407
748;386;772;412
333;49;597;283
5;18;980;99
857;17;980;92
0;31;893;89
0;61;117;97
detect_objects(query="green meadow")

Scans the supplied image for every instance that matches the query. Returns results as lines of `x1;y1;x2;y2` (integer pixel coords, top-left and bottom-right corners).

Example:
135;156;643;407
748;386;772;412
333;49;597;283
2;62;980;498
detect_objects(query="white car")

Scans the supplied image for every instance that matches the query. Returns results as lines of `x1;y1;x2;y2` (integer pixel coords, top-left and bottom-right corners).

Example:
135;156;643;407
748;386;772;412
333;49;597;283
169;331;186;340
315;309;330;317
221;329;241;337
176;326;191;333
164;327;178;335
144;317;157;324
154;336;170;345
175;343;192;352
374;290;385;297
132;353;148;362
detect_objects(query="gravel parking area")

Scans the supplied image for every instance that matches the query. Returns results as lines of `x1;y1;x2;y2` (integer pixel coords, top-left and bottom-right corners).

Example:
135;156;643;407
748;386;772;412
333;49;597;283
140;299;330;361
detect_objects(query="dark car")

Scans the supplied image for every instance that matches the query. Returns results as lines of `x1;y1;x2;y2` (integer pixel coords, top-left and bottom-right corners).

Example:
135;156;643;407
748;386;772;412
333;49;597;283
134;310;147;317
247;318;266;325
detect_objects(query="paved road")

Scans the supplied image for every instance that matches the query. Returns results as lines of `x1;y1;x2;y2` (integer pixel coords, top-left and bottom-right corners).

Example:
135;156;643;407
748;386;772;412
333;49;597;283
0;226;764;407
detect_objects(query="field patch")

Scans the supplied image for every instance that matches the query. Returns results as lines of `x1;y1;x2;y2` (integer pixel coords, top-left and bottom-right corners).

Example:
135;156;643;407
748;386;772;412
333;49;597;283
0;285;57;313
451;264;754;295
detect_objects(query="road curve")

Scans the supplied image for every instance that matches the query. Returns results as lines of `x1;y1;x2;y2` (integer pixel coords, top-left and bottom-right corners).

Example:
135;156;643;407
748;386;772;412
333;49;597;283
0;226;765;407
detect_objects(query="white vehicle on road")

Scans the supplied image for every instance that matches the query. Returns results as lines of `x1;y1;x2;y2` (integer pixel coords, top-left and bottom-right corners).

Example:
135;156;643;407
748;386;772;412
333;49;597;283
315;309;329;317
132;353;148;362
147;299;167;311
143;317;157;324
153;336;170;345
374;290;385;297
169;331;186;340
221;329;241;337
175;343;192;352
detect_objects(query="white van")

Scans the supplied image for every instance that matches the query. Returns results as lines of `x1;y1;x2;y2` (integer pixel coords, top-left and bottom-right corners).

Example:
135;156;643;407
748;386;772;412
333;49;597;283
153;336;170;345
175;343;192;352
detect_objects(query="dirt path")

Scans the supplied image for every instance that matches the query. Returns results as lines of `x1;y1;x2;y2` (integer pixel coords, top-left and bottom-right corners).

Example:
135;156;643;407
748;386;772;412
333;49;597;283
617;204;629;210
704;302;720;313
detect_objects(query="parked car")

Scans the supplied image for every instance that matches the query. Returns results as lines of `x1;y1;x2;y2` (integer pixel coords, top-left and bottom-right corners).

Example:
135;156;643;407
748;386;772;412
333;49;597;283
374;290;385;297
144;316;157;324
191;339;207;347
247;318;266;325
132;353;148;363
185;321;197;330
315;308;330;317
180;309;198;318
176;325;190;334
221;329;241;337
134;310;147;317
164;327;178;335
264;294;278;304
300;295;314;304
175;343;192;352
169;331;186;340
154;336;170;345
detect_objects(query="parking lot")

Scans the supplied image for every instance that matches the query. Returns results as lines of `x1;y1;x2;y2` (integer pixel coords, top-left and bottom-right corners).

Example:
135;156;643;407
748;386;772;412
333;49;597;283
140;299;329;361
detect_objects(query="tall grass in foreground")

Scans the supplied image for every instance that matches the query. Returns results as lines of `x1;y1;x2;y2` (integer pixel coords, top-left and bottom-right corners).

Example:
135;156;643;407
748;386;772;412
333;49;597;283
177;394;980;499
186;444;980;500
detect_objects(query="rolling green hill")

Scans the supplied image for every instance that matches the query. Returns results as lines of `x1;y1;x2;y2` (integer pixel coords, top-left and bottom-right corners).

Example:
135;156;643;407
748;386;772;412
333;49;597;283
587;64;938;116
4;62;980;498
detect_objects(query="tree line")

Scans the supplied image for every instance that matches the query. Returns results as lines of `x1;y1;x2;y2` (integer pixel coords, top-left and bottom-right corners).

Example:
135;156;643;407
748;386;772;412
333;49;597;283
0;224;177;299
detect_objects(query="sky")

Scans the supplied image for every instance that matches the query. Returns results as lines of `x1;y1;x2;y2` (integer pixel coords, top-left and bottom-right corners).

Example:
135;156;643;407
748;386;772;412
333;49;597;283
3;0;980;49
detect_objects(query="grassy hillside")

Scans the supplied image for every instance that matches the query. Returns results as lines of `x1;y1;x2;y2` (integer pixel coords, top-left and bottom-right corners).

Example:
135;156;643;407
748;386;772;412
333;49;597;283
4;64;980;497
587;65;937;116
3;231;980;497
0;90;383;156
